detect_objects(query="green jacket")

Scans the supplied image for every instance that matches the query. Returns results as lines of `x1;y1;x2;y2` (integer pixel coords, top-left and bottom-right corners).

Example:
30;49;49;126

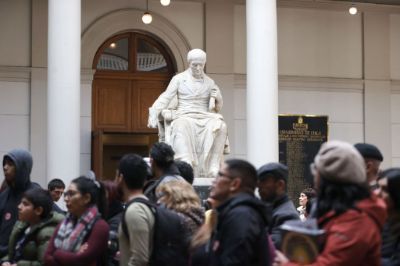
1;211;64;266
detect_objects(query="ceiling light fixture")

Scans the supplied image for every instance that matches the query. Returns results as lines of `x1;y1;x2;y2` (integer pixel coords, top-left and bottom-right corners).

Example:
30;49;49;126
160;0;170;6
349;6;357;15
142;0;153;24
349;1;358;15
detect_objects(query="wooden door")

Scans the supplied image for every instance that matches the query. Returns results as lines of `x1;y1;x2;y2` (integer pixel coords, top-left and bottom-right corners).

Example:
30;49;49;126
91;32;175;178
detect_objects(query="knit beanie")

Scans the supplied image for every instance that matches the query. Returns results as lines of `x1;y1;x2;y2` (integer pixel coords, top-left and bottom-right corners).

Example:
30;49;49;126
313;140;366;184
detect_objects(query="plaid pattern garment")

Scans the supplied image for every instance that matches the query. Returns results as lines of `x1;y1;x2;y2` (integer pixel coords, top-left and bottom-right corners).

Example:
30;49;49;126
54;206;100;252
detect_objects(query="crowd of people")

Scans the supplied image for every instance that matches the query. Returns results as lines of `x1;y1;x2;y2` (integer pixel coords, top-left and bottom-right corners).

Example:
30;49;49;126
0;140;399;266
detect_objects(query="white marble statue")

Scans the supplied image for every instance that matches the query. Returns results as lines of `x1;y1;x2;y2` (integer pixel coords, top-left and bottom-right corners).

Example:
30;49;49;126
148;49;229;178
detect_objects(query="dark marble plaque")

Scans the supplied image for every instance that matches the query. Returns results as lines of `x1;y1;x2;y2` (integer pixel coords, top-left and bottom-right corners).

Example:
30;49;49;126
279;115;328;201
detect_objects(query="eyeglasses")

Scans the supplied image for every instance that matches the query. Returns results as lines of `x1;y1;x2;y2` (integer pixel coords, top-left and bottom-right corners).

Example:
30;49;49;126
64;190;79;198
216;171;236;180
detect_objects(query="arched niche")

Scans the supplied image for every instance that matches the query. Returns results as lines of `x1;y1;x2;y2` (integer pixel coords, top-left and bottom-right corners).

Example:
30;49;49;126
81;8;191;72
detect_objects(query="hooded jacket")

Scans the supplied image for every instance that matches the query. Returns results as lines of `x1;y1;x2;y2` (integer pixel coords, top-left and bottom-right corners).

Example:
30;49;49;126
1;211;64;266
284;194;387;266
209;193;270;266
0;149;39;256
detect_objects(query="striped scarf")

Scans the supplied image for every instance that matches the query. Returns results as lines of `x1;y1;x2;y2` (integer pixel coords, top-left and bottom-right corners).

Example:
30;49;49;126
54;206;100;252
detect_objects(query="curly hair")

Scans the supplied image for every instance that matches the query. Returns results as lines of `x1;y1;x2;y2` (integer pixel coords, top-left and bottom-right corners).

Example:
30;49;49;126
156;180;201;213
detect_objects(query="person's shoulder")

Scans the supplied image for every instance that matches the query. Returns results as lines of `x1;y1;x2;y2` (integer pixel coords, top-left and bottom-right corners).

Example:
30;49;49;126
125;201;155;227
36;218;61;239
159;175;184;185
203;73;214;83
274;205;299;221
12;220;29;234
126;197;154;217
276;197;297;213
222;196;264;218
93;218;110;231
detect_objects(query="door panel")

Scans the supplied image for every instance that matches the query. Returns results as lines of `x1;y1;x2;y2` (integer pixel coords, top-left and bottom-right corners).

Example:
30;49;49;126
91;130;159;180
133;80;167;131
93;79;132;131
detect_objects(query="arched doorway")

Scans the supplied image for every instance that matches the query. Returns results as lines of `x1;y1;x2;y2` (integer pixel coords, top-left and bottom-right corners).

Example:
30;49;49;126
91;31;176;179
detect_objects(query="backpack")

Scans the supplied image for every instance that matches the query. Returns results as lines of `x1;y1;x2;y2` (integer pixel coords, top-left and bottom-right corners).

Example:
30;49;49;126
122;197;190;266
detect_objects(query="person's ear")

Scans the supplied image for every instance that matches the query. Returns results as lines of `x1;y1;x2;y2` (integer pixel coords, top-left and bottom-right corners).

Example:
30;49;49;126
229;178;242;192
365;160;371;170
115;170;122;181
115;172;123;184
83;193;91;205
276;179;286;192
34;206;44;217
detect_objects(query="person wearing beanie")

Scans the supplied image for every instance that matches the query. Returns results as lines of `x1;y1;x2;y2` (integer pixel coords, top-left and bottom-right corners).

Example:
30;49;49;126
257;162;299;249
274;140;387;266
377;168;400;266
354;143;384;189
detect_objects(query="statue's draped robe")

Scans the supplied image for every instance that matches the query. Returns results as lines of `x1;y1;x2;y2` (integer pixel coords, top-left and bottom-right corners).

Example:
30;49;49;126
149;70;229;178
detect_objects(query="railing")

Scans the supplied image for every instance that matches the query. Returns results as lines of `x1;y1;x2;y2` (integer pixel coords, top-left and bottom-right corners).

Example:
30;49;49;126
97;53;167;71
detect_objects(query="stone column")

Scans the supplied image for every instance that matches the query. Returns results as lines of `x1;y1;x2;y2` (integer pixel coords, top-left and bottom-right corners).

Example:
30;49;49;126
47;0;81;184
246;0;279;167
363;12;392;167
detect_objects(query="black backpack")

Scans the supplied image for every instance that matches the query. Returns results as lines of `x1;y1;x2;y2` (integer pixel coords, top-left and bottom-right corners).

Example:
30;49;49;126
122;197;190;266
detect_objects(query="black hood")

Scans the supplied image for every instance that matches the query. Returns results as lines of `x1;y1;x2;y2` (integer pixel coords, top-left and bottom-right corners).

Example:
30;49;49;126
3;149;32;192
218;192;270;225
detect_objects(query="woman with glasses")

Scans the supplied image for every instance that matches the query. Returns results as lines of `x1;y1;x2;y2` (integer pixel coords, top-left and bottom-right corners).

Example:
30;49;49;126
44;176;109;266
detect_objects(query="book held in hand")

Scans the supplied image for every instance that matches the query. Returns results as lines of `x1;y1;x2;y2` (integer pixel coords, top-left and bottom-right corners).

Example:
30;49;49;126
280;218;325;264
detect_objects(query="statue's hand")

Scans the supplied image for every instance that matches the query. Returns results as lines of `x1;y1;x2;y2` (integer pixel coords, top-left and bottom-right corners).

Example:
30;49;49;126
209;97;216;112
148;107;158;128
210;86;218;98
161;109;173;121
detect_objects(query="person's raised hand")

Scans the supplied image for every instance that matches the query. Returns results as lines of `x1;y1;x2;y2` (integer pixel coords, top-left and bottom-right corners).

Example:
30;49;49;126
273;250;289;266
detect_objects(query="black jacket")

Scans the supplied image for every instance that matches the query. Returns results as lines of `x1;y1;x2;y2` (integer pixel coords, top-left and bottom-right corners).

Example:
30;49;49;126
381;215;400;266
209;193;270;266
0;149;39;257
267;194;299;249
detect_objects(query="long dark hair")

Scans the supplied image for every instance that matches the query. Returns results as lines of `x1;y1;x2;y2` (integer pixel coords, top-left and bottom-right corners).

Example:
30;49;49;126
72;176;108;219
316;177;370;218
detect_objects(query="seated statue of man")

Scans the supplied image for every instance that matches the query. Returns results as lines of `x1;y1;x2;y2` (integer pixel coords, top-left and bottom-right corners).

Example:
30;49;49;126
148;48;229;178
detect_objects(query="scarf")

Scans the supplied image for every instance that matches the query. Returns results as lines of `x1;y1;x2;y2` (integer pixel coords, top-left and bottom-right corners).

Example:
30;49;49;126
54;205;100;252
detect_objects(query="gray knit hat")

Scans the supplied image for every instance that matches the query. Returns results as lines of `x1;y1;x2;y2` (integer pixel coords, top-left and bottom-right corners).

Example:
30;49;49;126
313;140;366;184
